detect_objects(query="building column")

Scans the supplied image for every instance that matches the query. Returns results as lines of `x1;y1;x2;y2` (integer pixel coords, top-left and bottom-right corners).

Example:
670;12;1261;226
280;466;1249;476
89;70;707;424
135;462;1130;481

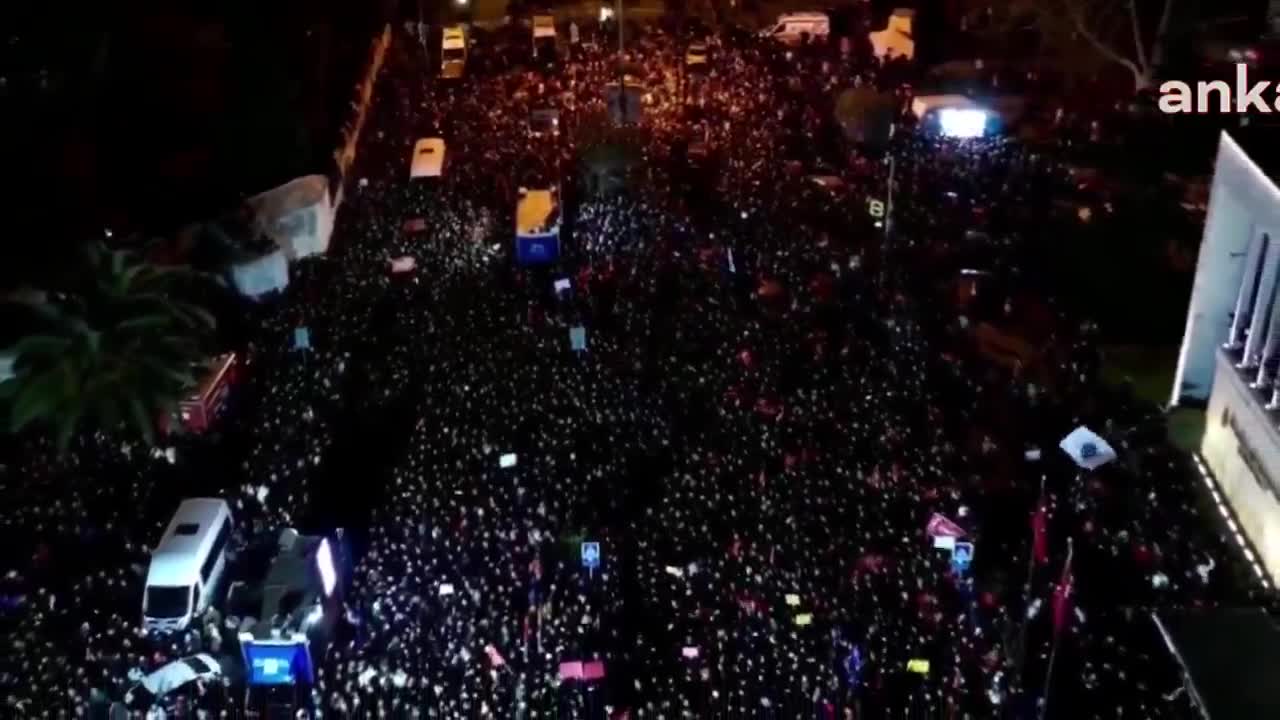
1255;292;1280;387
1227;232;1268;349
1257;267;1280;384
1244;241;1280;368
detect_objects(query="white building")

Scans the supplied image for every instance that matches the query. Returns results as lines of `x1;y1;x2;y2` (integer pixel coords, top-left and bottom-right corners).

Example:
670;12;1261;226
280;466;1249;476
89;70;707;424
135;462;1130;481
246;175;335;261
1173;131;1280;586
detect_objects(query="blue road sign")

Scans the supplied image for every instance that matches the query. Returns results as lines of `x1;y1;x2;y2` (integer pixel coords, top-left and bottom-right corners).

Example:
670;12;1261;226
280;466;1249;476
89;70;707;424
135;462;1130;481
581;541;600;571
951;541;974;576
294;327;311;351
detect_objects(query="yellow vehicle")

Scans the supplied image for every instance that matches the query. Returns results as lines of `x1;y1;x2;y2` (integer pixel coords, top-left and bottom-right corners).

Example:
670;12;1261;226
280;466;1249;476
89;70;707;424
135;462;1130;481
441;25;467;79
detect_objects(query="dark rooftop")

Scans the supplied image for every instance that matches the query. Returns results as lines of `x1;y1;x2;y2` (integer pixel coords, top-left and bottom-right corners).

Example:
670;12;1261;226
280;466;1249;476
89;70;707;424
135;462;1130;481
1153;608;1280;720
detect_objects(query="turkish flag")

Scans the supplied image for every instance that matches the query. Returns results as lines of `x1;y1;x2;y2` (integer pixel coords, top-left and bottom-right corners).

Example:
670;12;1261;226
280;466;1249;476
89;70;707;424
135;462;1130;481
1031;505;1049;565
925;513;966;539
582;661;606;681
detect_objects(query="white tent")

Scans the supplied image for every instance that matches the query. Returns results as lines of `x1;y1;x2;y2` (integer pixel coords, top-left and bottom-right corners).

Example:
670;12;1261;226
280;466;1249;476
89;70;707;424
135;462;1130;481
231;249;289;298
869;9;915;61
0;350;14;382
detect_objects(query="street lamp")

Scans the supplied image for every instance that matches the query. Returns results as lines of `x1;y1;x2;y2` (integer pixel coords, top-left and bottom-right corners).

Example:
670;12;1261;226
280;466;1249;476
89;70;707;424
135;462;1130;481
615;0;626;120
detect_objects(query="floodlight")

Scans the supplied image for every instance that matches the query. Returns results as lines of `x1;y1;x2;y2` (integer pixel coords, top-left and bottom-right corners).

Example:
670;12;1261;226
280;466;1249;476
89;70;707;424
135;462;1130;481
938;108;986;138
316;539;337;596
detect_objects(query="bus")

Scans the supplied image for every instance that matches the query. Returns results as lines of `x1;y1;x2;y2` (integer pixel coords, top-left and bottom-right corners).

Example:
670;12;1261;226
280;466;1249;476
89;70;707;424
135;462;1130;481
176;353;237;434
515;186;561;265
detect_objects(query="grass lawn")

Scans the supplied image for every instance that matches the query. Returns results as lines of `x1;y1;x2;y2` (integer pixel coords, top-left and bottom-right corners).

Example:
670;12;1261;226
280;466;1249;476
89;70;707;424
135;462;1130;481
1167;407;1206;453
1100;344;1178;407
1099;344;1206;451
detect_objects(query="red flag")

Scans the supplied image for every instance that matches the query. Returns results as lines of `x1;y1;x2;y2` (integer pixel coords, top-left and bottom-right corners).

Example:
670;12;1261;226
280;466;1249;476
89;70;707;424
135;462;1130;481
1052;547;1074;636
582;660;606;680
1031;504;1049;565
485;644;507;668
925;513;966;539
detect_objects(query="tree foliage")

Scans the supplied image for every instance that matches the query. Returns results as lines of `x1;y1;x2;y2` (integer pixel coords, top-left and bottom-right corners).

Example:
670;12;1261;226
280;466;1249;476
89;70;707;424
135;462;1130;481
576;116;645;197
834;87;896;146
978;0;1177;90
0;243;216;450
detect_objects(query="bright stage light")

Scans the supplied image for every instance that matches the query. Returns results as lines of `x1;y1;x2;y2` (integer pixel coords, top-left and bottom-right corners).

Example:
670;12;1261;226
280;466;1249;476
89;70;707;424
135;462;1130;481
938;108;987;138
316;539;337;596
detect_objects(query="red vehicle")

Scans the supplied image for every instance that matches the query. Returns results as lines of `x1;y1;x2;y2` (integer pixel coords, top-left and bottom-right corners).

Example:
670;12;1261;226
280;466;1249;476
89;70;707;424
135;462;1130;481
174;353;238;433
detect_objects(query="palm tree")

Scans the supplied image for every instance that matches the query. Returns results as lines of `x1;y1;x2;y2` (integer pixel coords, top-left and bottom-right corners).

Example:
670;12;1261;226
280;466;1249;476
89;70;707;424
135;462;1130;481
0;242;216;450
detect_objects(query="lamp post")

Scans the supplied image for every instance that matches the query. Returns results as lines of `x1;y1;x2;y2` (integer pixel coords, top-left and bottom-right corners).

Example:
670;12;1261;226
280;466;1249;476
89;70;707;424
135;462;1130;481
878;127;895;287
616;0;627;121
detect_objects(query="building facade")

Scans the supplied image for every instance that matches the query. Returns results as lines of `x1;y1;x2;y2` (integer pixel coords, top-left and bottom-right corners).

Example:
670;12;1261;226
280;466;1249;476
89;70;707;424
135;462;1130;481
1174;131;1280;585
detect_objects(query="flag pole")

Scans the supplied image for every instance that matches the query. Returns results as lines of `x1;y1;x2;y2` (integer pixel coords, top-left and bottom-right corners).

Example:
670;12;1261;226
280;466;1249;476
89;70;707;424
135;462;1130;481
1017;475;1047;680
1039;538;1073;720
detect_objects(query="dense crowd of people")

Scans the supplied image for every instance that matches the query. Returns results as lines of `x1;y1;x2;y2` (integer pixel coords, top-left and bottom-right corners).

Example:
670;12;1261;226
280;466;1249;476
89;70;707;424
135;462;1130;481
1;13;1276;720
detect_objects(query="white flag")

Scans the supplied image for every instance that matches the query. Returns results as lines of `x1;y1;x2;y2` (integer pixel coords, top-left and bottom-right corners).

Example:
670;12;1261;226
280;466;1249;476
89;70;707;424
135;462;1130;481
1058;426;1116;470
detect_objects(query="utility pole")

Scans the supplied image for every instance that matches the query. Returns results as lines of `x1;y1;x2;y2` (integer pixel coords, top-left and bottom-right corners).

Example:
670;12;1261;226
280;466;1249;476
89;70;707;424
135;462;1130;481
877;122;896;288
884;153;894;239
677;4;686;108
416;0;425;50
616;0;626;121
878;147;894;287
1016;475;1047;687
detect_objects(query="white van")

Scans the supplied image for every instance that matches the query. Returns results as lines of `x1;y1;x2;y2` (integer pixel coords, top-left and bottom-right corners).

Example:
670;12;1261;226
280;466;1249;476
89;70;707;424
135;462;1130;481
143;498;233;633
762;12;830;45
